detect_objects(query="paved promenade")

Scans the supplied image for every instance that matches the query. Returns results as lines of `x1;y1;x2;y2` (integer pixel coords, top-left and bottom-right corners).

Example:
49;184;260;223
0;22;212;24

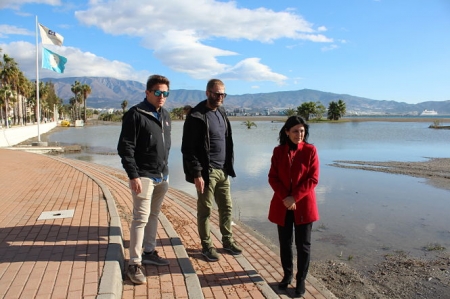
0;149;337;299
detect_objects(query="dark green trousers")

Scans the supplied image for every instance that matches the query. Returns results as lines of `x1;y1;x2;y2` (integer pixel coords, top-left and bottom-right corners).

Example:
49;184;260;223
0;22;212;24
197;168;234;250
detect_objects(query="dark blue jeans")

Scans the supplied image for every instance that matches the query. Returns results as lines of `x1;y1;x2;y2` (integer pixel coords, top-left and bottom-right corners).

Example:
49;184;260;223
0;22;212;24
277;210;312;282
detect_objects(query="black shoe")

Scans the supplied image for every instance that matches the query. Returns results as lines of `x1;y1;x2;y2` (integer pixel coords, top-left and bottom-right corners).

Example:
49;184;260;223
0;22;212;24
202;247;219;262
295;279;305;297
223;242;243;255
142;250;170;266
278;275;292;290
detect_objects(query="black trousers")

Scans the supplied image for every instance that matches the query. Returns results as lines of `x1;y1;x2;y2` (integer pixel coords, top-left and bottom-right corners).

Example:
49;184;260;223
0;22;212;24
277;210;312;282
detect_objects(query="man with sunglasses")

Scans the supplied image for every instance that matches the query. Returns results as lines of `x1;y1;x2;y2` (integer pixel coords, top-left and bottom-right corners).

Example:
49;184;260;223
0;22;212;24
118;75;171;284
182;78;242;262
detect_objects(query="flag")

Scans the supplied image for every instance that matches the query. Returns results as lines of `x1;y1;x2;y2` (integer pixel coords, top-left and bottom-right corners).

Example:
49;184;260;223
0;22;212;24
42;47;67;73
39;23;64;46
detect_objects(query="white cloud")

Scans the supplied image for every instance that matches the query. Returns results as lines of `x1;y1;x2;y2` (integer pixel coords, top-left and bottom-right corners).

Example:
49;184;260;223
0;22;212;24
0;41;149;82
220;58;288;83
0;25;34;38
0;0;61;10
75;0;328;42
321;44;339;51
149;29;238;79
3;0;334;85
74;0;333;84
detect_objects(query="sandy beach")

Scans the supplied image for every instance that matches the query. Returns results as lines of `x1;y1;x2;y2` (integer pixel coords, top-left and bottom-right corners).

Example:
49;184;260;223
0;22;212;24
330;158;450;191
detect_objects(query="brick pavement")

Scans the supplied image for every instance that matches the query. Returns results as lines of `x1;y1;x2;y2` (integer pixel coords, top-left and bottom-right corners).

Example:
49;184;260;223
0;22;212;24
0;149;336;299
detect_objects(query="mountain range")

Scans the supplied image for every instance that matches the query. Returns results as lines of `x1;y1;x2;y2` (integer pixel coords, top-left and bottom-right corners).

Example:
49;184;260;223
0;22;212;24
42;77;450;115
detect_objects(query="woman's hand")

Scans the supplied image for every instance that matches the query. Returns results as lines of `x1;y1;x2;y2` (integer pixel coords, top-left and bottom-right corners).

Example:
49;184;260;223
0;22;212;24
283;196;296;210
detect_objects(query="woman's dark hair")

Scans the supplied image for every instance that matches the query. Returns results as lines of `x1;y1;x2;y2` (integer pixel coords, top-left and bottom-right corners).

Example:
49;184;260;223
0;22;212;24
278;116;310;145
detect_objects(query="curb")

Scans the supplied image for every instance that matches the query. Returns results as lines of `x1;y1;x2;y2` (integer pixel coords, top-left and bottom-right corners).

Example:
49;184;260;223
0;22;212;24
52;159;125;299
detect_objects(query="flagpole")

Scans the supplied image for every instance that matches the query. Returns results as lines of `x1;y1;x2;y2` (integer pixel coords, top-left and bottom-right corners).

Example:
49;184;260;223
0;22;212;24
35;15;41;142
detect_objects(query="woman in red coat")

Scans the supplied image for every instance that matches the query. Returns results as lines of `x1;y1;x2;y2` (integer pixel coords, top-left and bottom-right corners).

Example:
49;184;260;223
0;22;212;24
268;116;319;297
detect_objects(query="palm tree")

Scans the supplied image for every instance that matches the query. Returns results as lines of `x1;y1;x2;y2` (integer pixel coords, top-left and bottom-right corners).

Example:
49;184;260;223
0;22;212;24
37;81;49;122
337;99;346;117
327;99;347;121
45;81;63;121
69;97;77;121
71;81;82;120
327;101;341;120
18;72;32;125
0;84;13;127
80;83;92;123
121;100;128;113
242;120;257;129
297;101;317;121
170;107;185;120
27;82;40;123
314;101;326;120
1;53;19;126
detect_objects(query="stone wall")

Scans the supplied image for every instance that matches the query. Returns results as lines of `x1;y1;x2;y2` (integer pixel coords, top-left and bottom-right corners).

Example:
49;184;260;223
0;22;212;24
0;122;57;147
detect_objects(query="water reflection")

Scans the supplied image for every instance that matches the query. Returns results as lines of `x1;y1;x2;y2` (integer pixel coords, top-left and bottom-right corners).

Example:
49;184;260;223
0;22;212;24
49;120;450;270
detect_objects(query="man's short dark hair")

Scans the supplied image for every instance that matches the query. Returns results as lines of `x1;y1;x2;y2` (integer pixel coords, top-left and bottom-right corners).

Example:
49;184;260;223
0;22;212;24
147;75;170;91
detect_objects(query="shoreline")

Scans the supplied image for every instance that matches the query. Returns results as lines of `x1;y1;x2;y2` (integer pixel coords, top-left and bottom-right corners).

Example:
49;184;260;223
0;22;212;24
17;119;450;193
228;115;450;123
15;120;450;299
18;119;450;199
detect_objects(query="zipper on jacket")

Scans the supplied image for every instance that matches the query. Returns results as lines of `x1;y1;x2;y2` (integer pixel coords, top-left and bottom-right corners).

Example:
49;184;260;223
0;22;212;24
288;150;293;194
136;106;168;178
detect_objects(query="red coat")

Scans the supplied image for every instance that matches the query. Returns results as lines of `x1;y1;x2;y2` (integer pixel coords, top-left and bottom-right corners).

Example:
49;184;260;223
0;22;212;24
268;142;319;226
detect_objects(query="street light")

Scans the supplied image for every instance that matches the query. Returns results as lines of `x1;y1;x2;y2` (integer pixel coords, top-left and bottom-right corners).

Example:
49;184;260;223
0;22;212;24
23;97;28;126
3;88;8;129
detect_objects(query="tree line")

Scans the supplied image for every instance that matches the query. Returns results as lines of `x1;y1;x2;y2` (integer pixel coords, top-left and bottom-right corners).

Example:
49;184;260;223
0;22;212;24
284;100;346;121
0;48;95;126
1;49;57;126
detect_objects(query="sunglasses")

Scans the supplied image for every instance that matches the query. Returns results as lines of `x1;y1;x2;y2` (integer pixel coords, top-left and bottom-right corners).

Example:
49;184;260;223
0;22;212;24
209;91;227;98
151;90;170;97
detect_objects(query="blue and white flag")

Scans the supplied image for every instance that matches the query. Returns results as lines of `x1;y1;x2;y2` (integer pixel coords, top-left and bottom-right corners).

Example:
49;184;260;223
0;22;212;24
39;23;64;46
42;47;67;73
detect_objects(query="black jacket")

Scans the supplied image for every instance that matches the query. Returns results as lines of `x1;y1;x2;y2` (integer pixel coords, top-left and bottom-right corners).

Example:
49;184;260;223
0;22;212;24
181;100;235;186
117;99;171;180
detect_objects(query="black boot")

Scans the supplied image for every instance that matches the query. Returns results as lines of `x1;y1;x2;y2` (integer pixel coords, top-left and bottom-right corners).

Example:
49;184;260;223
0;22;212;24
295;279;305;297
278;275;292;290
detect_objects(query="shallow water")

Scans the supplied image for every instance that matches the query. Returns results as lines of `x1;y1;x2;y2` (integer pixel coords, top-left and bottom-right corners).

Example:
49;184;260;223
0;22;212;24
48;120;450;270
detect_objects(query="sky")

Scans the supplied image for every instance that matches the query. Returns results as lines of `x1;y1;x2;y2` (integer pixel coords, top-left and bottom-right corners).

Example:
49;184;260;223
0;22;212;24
1;0;450;104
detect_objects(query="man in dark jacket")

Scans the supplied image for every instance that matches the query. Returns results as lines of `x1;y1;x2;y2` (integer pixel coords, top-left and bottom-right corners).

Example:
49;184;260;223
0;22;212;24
117;74;171;284
181;78;242;262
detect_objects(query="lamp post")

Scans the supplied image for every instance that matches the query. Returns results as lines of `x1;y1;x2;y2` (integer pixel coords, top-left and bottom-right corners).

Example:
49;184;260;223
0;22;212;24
0;101;3;128
23;98;27;126
3;89;8;129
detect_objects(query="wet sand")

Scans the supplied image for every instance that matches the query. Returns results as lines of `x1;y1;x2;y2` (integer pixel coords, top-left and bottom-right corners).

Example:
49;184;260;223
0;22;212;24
330;158;450;191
